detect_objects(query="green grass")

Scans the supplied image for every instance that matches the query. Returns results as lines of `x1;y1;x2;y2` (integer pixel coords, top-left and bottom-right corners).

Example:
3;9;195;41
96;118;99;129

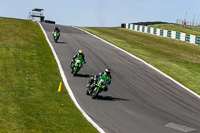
0;17;98;133
148;24;200;36
79;26;200;95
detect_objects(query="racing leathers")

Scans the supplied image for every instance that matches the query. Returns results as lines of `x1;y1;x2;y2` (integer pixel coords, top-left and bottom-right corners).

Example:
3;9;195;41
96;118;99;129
52;27;60;40
87;72;111;91
70;53;85;69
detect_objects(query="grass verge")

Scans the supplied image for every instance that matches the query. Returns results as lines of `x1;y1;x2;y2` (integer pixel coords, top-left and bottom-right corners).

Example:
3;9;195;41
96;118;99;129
0;17;98;133
79;26;200;95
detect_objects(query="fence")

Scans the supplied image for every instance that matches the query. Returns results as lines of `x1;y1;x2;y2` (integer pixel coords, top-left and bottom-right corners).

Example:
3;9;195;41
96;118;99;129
124;23;200;45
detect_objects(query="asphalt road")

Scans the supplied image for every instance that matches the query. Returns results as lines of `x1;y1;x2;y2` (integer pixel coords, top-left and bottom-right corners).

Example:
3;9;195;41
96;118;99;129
41;23;200;133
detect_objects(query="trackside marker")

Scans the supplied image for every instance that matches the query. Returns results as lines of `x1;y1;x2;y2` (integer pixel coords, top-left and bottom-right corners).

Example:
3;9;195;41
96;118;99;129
58;82;62;92
38;22;105;133
165;122;197;132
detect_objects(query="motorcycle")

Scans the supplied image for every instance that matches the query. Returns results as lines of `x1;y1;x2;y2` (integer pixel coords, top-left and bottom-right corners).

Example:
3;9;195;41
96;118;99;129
86;78;107;99
53;31;60;43
70;58;84;76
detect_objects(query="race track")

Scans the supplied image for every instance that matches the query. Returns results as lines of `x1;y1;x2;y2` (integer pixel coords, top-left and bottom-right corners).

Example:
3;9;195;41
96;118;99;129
41;23;200;133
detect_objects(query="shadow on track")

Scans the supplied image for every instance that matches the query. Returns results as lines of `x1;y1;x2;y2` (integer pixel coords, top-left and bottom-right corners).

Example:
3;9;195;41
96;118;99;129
56;41;67;44
74;73;92;78
95;95;129;101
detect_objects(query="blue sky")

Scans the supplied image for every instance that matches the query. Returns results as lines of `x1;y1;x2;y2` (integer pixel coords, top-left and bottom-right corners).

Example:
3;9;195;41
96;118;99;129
0;0;200;27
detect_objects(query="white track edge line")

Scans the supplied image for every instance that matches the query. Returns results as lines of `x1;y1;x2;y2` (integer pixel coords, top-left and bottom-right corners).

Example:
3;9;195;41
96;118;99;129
75;27;200;99
38;22;105;133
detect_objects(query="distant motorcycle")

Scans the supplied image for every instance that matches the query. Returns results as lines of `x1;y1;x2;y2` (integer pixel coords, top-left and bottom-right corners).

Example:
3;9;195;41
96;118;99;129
70;58;85;76
86;78;107;99
53;31;60;43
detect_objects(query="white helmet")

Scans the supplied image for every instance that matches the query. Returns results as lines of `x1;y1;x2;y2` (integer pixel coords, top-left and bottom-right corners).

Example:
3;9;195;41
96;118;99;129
104;68;111;76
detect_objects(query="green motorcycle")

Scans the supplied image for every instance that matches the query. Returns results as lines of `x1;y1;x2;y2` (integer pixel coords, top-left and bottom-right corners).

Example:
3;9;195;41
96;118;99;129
53;31;60;43
71;58;84;76
86;78;107;99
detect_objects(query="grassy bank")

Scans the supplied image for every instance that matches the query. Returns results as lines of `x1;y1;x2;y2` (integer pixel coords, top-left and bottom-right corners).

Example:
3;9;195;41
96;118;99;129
0;17;98;133
80;26;200;95
148;24;200;36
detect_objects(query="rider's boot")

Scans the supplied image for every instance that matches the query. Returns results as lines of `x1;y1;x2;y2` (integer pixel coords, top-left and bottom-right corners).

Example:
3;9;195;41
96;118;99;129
87;80;92;87
69;60;74;69
103;86;108;91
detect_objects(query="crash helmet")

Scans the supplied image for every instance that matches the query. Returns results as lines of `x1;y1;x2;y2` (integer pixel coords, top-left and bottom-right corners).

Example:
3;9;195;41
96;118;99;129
78;50;83;55
104;68;111;76
55;26;58;30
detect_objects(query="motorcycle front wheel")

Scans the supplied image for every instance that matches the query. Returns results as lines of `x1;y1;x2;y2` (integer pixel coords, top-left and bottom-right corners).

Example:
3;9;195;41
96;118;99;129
73;67;77;76
92;87;99;99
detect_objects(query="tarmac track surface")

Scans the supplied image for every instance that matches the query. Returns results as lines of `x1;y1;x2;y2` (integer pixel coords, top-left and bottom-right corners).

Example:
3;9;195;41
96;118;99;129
41;23;200;133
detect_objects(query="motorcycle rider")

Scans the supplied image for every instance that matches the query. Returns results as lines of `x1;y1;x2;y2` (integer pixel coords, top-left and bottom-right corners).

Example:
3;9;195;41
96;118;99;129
70;50;86;69
53;26;60;39
54;26;60;33
87;68;112;92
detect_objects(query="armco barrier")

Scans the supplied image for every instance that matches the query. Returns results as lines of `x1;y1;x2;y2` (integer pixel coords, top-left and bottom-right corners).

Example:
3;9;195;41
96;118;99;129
123;23;200;45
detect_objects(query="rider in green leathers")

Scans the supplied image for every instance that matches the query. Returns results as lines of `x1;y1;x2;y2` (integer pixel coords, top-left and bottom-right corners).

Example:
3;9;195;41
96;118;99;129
54;26;60;34
87;68;112;91
53;26;60;39
70;50;86;69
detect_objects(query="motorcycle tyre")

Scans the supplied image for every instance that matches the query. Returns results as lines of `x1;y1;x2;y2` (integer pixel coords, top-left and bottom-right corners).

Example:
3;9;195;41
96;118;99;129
92;88;99;99
73;67;77;76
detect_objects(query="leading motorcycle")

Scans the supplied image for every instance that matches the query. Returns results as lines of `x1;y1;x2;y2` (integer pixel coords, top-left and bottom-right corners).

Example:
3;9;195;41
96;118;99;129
86;78;107;99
